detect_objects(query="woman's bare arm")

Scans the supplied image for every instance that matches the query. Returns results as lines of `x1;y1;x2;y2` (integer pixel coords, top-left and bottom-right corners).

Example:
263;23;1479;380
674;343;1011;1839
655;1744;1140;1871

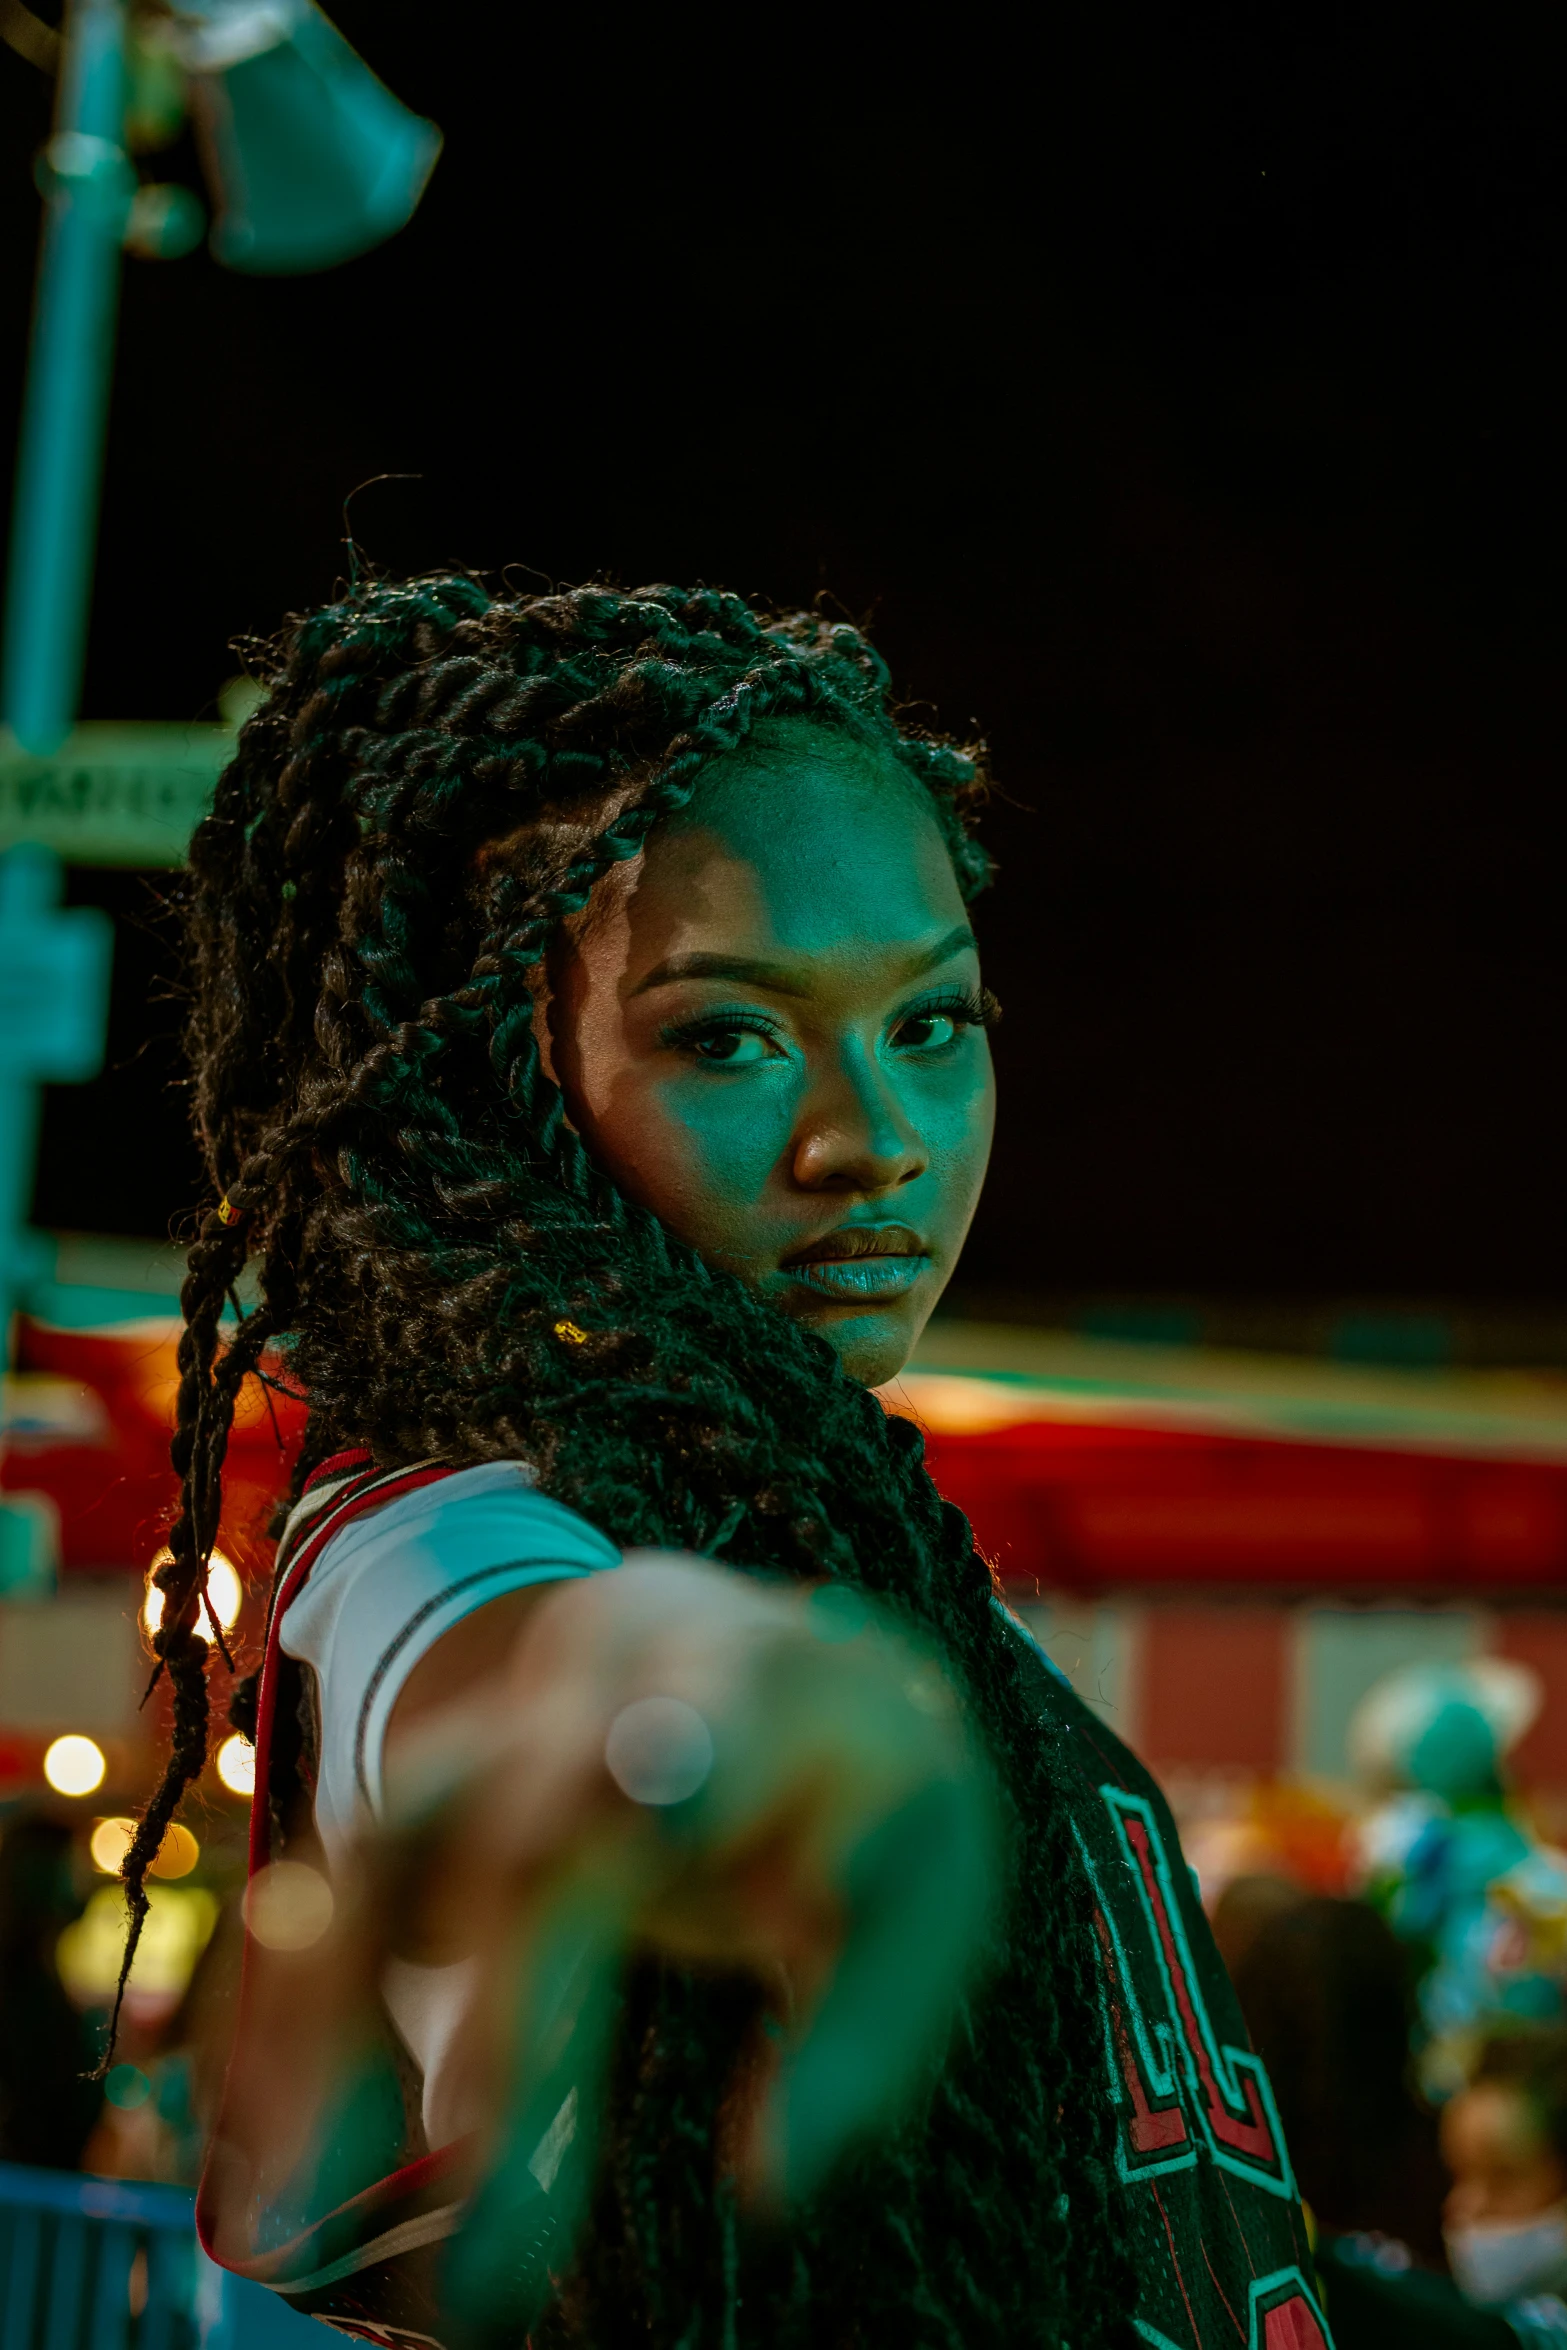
384;1583;555;1750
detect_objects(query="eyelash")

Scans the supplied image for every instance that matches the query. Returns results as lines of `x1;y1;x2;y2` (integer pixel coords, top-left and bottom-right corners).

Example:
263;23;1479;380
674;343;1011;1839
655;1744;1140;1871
658;1007;781;1051
659;986;1002;1058
898;985;1003;1039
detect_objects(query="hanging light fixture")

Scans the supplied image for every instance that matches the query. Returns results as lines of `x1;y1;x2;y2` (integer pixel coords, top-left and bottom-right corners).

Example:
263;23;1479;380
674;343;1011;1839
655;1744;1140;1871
174;0;441;274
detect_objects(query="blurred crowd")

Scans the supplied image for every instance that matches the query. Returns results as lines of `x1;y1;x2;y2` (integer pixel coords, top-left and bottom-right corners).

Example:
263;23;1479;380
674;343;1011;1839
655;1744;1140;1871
1214;1658;1567;2348
6;1651;1567;2347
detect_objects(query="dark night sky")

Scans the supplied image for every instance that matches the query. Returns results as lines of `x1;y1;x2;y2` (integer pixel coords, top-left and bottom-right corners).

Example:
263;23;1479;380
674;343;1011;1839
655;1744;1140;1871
4;9;1564;1303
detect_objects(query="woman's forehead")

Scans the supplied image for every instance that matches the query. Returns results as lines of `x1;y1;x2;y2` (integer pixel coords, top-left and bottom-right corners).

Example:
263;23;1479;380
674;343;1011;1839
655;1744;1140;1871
643;722;968;955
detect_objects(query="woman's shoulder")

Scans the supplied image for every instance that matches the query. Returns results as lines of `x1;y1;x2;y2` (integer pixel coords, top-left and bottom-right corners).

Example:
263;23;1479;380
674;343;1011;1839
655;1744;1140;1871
272;1459;625;1855
274;1459;621;1659
281;1457;619;1579
992;1599;1160;1808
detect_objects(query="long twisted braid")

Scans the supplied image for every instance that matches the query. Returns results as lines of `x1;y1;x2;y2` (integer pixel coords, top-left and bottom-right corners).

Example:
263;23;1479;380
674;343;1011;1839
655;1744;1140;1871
142;575;1137;2346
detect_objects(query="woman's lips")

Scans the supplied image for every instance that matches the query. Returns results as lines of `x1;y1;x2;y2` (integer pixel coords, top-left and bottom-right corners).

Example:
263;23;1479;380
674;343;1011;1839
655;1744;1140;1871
779;1224;929;1303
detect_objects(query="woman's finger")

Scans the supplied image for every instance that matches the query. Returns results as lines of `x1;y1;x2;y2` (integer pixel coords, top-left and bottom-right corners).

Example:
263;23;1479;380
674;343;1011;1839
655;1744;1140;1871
440;1856;636;2347
757;1767;1000;2204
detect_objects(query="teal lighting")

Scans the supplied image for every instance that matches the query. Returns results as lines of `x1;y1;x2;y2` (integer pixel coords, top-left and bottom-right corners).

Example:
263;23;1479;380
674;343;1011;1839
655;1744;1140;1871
183;0;442;274
0;841;112;1594
2;0;132;758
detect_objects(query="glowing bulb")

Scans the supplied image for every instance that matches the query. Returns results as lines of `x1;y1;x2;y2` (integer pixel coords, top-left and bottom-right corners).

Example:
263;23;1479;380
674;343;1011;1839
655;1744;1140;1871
152;1824;199;1878
44;1735;106;1797
216;1733;256;1799
143;1549;243;1642
87;1815;199;1878
90;1815;135;1873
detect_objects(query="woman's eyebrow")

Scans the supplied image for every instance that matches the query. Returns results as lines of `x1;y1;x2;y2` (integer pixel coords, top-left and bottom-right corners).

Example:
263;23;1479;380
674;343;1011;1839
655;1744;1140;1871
902;923;980;976
633;927;979;998
633;952;811;997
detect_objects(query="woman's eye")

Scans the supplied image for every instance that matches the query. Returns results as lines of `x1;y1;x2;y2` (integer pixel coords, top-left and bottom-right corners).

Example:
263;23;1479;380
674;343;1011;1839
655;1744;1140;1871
894;1012;960;1052
690;1026;775;1065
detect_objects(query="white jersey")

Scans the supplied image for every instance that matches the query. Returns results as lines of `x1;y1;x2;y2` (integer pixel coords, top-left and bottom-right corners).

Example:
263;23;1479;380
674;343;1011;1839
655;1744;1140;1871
276;1458;619;2145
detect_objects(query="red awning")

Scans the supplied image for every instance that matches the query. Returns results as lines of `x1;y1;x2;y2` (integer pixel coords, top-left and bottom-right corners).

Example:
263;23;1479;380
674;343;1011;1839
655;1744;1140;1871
4;1312;303;1578
887;1340;1567;1596
918;1413;1567;1592
8;1307;1567;1597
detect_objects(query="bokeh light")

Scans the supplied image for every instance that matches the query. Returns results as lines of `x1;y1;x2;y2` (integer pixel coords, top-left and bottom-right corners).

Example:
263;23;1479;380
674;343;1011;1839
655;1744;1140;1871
105;2063;152;2111
243;1860;333;1951
89;1815;132;1873
216;1732;256;1798
143;1548;242;1641
57;1882;218;2003
89;1816;199;1878
44;1734;105;1796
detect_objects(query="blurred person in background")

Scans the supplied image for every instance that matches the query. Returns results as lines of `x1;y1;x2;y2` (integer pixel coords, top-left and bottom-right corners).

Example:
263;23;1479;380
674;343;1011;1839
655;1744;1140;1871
1352;1661;1567;2092
116;577;1325;2350
1317;2026;1567;2348
1230;1891;1449;2264
1211;1869;1309;1981
1442;2030;1567;2325
0;1811;102;2168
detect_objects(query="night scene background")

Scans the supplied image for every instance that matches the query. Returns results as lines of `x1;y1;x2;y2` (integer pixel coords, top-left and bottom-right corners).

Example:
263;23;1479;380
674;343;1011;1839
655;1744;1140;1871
7;3;1567;2261
5;7;1563;1341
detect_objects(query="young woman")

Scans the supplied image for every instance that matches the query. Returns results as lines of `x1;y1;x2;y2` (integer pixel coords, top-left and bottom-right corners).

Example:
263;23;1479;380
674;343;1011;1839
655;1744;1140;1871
136;576;1323;2349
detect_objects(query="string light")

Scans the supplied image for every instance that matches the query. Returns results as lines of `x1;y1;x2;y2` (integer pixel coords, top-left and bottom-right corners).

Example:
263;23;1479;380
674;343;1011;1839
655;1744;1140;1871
89;1816;133;1873
143;1548;243;1642
44;1735;106;1796
89;1816;199;1878
216;1734;255;1798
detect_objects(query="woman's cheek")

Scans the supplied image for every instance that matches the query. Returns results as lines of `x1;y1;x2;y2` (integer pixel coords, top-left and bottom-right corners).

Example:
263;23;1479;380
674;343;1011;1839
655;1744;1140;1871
909;1053;996;1191
657;1074;797;1216
599;1072;794;1253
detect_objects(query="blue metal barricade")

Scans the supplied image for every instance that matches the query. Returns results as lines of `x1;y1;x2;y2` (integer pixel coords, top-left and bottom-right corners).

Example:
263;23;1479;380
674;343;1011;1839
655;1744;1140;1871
0;2168;317;2350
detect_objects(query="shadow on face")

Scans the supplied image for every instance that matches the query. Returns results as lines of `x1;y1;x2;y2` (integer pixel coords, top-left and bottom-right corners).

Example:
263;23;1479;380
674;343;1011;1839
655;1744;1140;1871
537;719;998;1387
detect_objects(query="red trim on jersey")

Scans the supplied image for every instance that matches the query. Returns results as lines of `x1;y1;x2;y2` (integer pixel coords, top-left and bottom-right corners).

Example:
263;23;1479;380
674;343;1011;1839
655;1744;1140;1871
203;1460;469;2296
304;1447;375;1492
248;1461;456;1874
196;2134;472;2278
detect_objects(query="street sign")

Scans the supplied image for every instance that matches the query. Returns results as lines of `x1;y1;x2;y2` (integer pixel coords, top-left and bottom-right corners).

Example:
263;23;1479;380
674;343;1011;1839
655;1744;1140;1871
0;880;112;1078
0;720;231;866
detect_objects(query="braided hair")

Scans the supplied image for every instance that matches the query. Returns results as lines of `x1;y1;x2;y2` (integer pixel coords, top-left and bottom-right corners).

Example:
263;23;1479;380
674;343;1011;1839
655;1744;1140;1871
139;574;1137;2347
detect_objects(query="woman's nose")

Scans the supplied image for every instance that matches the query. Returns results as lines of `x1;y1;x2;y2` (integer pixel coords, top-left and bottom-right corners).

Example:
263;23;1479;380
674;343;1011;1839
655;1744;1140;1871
790;1049;928;1193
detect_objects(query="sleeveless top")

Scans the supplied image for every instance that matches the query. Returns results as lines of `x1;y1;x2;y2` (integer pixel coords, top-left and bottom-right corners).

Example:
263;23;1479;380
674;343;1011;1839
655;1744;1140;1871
197;1454;1332;2350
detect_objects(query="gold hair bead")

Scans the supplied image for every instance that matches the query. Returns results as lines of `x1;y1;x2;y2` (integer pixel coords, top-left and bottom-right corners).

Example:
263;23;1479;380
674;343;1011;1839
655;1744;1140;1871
553;1319;588;1345
217;1196;240;1226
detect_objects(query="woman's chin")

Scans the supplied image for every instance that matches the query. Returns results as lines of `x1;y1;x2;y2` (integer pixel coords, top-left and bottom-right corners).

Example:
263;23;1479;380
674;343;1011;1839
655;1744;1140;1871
783;1293;926;1390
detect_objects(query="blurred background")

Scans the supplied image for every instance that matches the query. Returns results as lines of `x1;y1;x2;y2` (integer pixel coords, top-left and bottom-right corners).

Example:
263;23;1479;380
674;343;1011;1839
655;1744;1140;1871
0;3;1565;2334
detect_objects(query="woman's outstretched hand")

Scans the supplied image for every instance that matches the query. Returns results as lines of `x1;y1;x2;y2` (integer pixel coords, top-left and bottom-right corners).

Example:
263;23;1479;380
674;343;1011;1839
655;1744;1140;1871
389;1556;997;2188
214;1558;999;2343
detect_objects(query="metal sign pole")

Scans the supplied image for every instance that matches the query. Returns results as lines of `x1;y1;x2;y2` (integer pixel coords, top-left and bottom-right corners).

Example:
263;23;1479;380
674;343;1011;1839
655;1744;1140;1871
1;0;131;757
0;842;111;1592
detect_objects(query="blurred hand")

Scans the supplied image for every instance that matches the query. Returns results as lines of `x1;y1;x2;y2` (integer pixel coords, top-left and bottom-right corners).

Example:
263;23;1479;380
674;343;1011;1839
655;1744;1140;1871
210;1557;999;2338
393;1556;993;2171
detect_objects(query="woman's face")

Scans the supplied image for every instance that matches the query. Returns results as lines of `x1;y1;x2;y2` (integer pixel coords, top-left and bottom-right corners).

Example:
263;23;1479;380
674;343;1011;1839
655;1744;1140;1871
540;720;997;1388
